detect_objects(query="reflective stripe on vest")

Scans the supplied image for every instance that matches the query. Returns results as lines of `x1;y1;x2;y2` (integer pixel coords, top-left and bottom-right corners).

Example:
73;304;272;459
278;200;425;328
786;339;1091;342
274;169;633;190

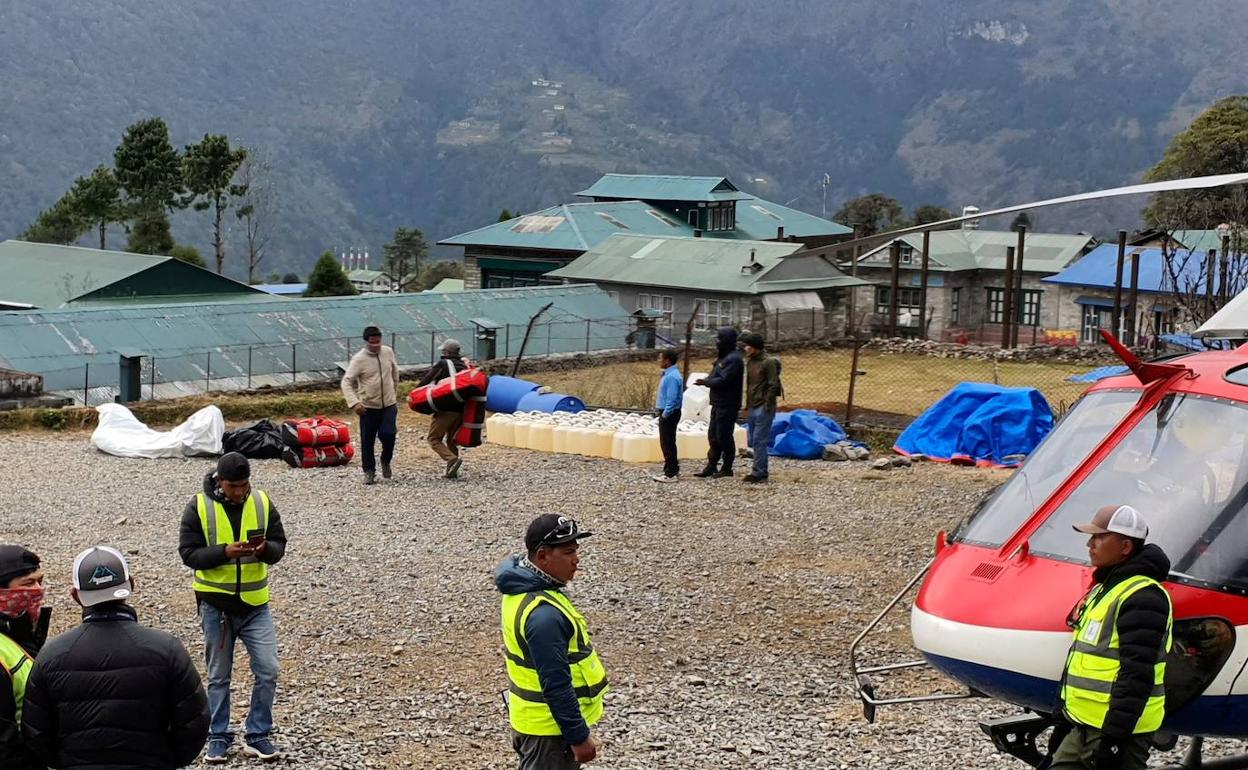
0;634;31;723
500;589;608;736
194;491;271;605
1061;574;1172;733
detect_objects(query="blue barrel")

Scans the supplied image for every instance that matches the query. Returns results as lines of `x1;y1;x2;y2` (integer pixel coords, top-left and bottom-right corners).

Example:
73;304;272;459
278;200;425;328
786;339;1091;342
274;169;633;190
485;376;541;413
516;391;586;414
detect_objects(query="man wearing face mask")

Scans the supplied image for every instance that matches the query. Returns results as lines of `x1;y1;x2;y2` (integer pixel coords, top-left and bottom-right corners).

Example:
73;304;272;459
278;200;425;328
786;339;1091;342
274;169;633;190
178;452;287;763
0;545;49;770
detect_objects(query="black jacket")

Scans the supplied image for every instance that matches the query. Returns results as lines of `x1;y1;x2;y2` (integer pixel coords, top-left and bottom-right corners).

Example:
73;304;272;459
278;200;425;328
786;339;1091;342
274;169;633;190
700;327;744;408
1;609;50;770
21;604;209;769
1070;543;1172;738
417;355;469;412
178;474;287;616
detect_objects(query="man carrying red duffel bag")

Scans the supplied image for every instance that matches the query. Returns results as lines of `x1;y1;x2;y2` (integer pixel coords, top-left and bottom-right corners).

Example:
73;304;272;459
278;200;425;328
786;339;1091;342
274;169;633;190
417;338;470;479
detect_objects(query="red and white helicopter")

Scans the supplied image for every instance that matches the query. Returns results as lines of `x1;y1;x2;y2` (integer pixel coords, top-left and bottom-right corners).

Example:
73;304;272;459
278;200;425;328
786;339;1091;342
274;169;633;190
849;172;1248;769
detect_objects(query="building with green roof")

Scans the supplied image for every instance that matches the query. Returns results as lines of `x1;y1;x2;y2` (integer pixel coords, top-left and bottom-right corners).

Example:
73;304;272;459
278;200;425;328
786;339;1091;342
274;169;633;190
0;240;274;310
547;233;867;337
850;229;1096;342
439;173;852;290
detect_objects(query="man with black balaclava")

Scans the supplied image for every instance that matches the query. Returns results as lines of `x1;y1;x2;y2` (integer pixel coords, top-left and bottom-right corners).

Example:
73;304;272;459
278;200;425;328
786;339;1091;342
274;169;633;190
694;327;744;478
0;545;50;770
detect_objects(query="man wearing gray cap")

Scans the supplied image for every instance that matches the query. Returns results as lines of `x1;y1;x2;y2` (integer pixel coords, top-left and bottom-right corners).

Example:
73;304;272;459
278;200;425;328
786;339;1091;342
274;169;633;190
21;546;209;768
417;338;471;479
0;545;49;770
1048;504;1172;770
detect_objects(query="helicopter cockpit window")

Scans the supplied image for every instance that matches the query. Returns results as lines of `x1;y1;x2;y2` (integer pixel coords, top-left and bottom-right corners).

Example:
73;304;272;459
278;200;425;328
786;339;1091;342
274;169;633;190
1030;393;1248;593
958;390;1140;548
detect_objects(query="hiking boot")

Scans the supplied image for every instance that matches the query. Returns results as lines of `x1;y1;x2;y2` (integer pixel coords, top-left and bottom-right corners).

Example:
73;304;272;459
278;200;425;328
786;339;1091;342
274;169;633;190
446;457;463;479
204;738;231;764
243;737;280;761
714;468;734;478
651;474;679;483
363;470;376;485
381;462;392;479
692;466;717;478
742;474;768;484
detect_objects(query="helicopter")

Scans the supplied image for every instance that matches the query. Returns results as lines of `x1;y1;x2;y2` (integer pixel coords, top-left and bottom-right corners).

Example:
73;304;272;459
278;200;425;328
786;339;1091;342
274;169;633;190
845;173;1248;769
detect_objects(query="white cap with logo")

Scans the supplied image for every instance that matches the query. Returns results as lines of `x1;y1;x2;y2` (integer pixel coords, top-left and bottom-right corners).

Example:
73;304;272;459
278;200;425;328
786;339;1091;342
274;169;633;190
1073;504;1149;540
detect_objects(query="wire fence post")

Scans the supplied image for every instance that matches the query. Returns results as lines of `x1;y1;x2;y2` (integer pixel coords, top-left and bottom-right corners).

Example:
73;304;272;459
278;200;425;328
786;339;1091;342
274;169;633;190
845;336;862;426
206;352;211;393
83;363;89;406
585;319;591;353
505;324;511;358
429;331;436;364
291;344;297;385
546;322;552;355
390;332;396;352
811;307;816;339
247;347;253;390
149;357;156;400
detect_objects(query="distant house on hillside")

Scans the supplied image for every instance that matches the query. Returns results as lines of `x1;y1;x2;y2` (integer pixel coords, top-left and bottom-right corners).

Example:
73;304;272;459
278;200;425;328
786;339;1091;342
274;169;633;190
0;240;274;310
848;230;1096;344
347;269;395;294
438;173;853;290
546;233;867;338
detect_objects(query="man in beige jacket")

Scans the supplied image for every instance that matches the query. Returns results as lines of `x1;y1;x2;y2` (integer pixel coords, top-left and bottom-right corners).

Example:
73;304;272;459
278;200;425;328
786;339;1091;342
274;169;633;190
341;325;400;485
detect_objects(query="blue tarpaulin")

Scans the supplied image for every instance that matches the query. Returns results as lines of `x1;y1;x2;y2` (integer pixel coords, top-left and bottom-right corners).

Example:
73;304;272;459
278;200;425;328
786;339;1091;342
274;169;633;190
1068;365;1129;383
894;383;1054;468
764;410;851;459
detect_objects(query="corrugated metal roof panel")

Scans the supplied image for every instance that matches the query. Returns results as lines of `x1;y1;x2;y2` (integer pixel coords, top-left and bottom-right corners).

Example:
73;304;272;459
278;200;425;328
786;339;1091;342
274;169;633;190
575;174;751;202
857;231;1094;274
1042;243;1222;294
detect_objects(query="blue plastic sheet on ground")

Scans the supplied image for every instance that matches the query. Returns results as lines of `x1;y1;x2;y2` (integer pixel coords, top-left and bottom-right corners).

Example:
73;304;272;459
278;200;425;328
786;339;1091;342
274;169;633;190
1161;333;1227;351
894;383;1053;468
1068;365;1129;383
766;409;851;459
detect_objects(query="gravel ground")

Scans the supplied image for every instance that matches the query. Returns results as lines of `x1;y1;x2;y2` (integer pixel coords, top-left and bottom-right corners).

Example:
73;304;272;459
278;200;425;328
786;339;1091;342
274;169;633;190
0;424;1240;769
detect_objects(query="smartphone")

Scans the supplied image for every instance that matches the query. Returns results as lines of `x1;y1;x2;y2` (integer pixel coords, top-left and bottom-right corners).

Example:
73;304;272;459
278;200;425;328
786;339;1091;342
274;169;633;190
246;528;265;546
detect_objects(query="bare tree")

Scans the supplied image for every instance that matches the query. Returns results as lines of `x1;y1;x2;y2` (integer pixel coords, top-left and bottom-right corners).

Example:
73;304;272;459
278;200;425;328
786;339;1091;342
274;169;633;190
232;147;276;284
1154;190;1248;336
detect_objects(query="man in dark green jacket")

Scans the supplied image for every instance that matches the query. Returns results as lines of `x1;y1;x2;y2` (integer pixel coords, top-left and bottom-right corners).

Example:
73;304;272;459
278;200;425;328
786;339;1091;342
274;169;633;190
741;332;782;483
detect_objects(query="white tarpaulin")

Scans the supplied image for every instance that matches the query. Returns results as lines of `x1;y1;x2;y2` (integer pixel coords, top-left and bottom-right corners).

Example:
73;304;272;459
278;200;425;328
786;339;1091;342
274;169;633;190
91;403;224;459
761;291;823;311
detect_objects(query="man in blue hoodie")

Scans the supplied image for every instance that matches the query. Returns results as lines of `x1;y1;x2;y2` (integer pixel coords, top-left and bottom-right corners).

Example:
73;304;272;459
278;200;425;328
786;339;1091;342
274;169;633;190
694;327;743;478
653;349;684;483
495;514;608;769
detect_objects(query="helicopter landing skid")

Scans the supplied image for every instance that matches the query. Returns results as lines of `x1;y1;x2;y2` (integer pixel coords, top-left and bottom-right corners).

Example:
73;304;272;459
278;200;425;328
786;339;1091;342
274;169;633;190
1159;737;1248;770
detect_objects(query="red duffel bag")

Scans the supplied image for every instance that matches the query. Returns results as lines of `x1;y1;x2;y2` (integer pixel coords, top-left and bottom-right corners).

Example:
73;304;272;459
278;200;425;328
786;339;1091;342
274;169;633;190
408;367;489;415
281;416;351;447
455;396;486;448
282;443;355;469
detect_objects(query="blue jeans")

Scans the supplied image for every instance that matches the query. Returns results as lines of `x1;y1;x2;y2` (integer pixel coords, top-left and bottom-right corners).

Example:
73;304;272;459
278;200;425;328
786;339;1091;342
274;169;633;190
747;406;775;477
199;602;279;743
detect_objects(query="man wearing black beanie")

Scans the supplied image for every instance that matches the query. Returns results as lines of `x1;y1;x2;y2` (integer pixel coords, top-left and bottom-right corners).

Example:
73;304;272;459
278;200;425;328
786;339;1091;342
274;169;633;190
0;544;49;770
178;452;287;763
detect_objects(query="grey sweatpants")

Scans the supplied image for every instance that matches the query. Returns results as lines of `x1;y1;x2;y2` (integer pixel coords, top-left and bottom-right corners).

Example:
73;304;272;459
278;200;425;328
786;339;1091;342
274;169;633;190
512;732;580;770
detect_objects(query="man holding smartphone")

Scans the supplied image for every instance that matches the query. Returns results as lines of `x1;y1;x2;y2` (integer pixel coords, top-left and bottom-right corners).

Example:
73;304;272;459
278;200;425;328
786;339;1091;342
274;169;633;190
178;452;287;764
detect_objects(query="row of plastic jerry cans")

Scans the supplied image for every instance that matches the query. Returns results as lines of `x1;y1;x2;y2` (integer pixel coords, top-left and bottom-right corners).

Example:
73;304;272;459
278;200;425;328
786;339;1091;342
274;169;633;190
485;415;748;463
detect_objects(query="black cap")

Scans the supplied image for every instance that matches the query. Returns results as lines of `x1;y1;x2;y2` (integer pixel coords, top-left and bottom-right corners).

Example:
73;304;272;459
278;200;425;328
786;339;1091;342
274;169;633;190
363;325;382;340
216;452;251;482
525;514;592;553
0;545;40;586
740;332;765;350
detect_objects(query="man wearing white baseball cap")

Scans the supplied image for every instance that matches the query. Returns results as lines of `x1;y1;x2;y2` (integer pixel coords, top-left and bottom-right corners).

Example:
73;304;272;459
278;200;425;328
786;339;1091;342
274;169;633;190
1047;505;1173;770
21;546;209;769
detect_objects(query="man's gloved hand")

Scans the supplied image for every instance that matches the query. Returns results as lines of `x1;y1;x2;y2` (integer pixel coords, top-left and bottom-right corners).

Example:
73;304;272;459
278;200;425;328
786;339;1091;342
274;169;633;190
1094;735;1125;770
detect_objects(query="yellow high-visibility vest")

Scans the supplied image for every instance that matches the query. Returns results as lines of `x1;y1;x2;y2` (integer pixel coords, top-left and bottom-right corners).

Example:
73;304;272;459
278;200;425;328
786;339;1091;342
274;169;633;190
194;491;271;606
0;633;31;723
1061;574;1172;733
501;589;608;736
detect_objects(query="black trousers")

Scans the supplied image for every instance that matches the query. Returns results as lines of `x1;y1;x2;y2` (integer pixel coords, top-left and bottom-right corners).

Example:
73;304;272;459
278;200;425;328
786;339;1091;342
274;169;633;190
359;404;397;472
706;403;738;472
658;409;681;477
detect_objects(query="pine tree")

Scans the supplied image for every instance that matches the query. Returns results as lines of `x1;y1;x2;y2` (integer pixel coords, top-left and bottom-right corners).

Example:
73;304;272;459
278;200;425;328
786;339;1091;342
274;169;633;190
304;251;358;297
182;134;248;274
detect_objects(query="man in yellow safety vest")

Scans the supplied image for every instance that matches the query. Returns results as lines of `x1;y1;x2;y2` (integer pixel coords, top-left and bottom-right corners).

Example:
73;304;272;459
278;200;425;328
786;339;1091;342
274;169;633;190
1051;504;1172;770
178;452;287;764
0;545;49;770
496;514;608;769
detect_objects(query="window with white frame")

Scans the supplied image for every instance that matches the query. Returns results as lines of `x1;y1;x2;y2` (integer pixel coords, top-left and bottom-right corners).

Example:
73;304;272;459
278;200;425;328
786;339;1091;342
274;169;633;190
636;293;675;324
875;286;921;318
951;287;961;324
696;298;735;330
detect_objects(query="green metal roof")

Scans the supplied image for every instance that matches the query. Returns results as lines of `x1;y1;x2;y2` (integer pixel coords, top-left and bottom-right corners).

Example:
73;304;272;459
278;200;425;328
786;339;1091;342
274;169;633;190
576;174;751;203
428;278;465;293
439;199;850;252
0;284;629;402
1172;230;1228;254
348;269;388;281
0;240;271;309
855;230;1095;274
546;234;866;294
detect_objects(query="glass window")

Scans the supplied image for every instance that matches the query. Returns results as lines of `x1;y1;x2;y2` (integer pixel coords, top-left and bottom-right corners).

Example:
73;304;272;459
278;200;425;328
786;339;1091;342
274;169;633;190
986;288;1004;324
687;209;698;227
951;287;961;324
959;390;1141;548
1028;393;1248;592
1020;289;1042;326
876;287;921;318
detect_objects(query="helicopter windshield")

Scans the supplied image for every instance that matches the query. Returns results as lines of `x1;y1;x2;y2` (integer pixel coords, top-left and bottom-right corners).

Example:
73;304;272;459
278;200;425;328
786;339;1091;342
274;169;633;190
959;390;1140;548
1030;392;1248;592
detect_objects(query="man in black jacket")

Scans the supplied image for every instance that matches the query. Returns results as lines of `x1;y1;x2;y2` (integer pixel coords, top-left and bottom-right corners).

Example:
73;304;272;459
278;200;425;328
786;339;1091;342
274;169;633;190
694;327;744;478
418;338;470;479
1050;504;1172;770
0;545;50;770
178;453;287;763
21;546;209;769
